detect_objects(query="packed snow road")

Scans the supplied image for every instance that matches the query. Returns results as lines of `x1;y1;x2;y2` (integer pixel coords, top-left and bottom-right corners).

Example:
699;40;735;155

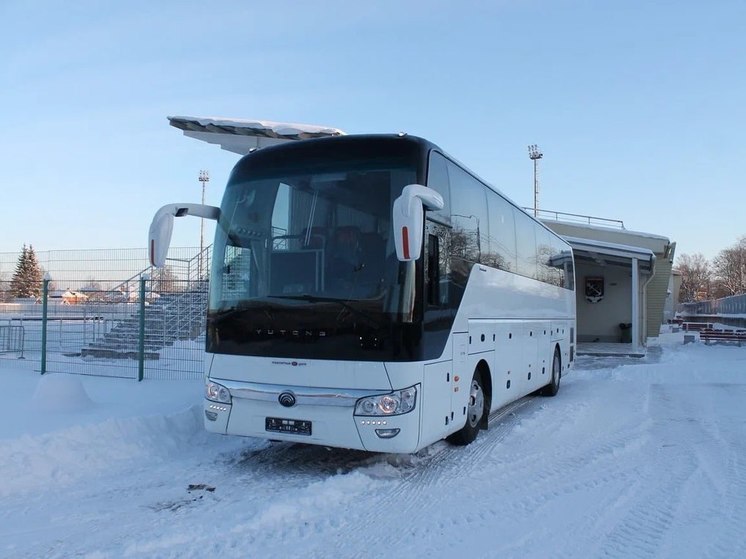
2;334;746;558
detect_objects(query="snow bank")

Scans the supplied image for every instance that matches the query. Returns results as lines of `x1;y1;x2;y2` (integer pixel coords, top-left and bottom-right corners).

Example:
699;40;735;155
31;373;94;413
0;405;204;498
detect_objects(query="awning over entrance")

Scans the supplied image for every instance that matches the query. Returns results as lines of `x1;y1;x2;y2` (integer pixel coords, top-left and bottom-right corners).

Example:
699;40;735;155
565;236;656;273
564;236;656;356
168;116;346;155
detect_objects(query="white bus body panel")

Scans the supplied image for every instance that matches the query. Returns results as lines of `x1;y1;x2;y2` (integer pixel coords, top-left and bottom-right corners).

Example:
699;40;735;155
444;265;574;433
453;265;574;332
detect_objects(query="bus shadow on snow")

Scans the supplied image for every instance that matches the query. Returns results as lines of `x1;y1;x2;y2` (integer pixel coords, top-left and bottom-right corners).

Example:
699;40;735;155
153;397;536;516
227;395;539;480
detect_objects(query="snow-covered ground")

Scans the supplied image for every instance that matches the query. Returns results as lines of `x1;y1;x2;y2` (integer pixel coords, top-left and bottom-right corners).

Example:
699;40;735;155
2;331;745;559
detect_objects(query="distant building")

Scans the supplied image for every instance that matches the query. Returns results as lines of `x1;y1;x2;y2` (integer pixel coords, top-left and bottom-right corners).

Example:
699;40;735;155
61;289;88;305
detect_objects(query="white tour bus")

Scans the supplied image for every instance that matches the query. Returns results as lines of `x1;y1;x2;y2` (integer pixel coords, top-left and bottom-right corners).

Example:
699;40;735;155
149;133;576;453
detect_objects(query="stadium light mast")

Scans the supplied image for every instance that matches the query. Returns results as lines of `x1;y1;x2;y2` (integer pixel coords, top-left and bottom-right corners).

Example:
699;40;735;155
198;170;210;279
528;144;543;217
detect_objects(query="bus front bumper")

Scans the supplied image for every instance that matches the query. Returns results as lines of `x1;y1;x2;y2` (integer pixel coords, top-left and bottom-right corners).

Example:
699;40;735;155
203;379;422;453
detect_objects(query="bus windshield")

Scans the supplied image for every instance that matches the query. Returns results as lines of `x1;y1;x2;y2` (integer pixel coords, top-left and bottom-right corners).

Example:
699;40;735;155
207;146;420;361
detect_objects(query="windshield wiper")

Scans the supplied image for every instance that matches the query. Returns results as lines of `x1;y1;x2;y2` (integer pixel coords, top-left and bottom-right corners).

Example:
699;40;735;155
210;303;276;322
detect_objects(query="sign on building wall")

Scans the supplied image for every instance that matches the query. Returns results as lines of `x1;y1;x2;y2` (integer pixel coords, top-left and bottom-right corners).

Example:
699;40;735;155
585;276;604;303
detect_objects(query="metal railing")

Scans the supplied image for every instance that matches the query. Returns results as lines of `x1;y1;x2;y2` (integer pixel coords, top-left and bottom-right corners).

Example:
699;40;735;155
154;246;212;348
526;208;626;229
0;247;209;380
679;293;746;316
0;323;25;357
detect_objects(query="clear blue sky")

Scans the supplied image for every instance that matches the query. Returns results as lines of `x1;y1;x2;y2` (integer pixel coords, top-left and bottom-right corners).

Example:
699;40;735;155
2;0;744;265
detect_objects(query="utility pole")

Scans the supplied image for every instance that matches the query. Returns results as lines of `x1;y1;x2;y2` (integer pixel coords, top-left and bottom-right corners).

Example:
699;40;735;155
528;144;543;217
198;170;210;279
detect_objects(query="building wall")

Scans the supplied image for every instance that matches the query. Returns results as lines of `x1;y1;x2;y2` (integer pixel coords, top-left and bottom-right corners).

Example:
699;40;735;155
645;243;675;337
576;262;633;343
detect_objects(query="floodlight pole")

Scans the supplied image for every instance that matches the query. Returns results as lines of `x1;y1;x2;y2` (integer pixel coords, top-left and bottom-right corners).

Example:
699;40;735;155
198;170;210;279
528;144;543;217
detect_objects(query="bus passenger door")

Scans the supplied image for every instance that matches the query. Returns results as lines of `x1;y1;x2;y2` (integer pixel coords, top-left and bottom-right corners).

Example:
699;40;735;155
422;360;455;447
452;332;469;422
420;221;461;445
420;333;467;446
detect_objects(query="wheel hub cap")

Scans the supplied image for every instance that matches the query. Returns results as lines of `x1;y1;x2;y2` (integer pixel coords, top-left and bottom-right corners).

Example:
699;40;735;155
467;379;484;427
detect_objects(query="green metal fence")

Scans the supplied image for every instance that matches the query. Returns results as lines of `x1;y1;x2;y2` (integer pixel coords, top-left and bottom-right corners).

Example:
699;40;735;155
0;247;210;380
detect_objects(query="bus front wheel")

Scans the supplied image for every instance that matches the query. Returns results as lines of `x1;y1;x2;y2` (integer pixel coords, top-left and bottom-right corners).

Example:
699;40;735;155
447;370;487;446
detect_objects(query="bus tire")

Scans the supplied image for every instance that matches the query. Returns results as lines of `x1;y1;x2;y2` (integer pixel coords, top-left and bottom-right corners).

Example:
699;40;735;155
540;347;561;397
447;369;487;446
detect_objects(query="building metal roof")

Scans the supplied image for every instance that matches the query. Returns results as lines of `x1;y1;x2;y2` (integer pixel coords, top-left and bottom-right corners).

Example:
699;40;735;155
565;235;656;272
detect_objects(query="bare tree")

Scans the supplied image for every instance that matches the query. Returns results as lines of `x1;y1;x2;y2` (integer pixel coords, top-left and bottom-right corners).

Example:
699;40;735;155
80;278;105;301
676;252;711;302
151;265;179;294
712;236;746;297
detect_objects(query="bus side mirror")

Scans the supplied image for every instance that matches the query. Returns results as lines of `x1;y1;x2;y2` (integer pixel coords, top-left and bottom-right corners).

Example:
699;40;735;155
392;185;444;261
148;203;220;267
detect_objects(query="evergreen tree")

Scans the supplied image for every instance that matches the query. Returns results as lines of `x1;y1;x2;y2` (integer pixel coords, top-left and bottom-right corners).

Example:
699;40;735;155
10;245;44;299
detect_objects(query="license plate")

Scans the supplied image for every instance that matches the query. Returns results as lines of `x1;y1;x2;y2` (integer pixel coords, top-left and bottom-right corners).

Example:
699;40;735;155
266;417;312;436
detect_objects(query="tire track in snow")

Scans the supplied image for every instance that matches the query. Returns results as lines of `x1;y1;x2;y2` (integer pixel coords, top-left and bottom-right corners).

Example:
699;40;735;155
309;382;649;558
471;381;658;558
590;384;714;558
706;441;746;559
298;397;540;558
681;385;746;559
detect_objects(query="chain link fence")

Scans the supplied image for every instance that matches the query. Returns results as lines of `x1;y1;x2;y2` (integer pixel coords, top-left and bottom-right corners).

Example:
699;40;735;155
0;247;210;380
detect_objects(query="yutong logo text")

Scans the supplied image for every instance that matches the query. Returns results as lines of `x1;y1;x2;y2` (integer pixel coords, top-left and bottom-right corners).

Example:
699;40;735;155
254;329;327;337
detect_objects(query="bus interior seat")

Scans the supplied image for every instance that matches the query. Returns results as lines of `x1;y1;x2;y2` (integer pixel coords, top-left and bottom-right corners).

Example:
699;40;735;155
329;226;363;267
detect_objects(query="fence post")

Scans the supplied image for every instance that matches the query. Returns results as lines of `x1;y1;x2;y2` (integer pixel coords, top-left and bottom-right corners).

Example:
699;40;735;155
138;275;147;382
40;274;50;374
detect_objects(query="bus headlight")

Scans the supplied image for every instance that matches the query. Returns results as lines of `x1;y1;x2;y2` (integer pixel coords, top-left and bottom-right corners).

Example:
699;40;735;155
354;385;417;416
206;380;232;404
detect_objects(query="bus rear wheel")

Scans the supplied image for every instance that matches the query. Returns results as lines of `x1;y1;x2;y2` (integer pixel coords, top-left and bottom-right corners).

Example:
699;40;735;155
447;370;487;446
540;348;561;397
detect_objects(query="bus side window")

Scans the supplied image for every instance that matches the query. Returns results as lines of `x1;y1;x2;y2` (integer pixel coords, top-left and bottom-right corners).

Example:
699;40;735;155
426;222;450;307
427;151;451;220
427;233;439;306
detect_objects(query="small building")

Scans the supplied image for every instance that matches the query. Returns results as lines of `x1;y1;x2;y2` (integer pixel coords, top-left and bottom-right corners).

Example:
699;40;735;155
541;213;675;356
61;289;88;305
